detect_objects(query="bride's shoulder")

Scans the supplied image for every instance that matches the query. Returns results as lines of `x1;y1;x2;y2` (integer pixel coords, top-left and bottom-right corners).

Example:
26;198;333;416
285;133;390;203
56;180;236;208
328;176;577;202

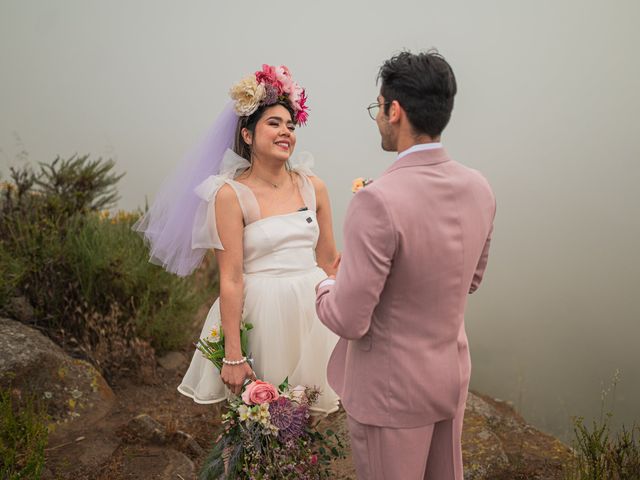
306;173;326;190
304;174;330;207
215;182;242;211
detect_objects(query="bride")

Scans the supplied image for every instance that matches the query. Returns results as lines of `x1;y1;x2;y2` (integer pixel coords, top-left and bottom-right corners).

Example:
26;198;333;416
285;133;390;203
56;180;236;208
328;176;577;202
135;64;340;414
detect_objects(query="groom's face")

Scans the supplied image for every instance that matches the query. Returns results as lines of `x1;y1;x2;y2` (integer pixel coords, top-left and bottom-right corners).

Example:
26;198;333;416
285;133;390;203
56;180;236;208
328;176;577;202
375;95;395;152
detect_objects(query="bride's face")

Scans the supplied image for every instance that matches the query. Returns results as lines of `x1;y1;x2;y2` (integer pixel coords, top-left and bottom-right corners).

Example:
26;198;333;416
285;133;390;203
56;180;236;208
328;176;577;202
244;104;297;162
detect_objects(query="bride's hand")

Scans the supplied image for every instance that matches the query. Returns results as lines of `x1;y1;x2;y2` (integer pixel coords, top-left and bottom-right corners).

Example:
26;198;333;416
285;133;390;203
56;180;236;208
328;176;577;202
331;252;341;273
221;362;256;395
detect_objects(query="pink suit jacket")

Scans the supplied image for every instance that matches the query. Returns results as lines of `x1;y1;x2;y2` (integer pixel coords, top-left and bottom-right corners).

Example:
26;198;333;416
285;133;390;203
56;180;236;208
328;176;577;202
316;148;495;428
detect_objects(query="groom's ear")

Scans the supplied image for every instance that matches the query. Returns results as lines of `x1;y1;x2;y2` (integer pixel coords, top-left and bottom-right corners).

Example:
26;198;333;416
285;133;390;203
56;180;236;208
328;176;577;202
388;100;402;125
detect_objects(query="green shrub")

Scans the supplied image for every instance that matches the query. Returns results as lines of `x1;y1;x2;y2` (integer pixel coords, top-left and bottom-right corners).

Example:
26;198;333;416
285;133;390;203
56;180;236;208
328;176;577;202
63;211;207;353
0;155;216;379
566;372;640;479
567;416;640;479
0;249;25;309
0;389;48;480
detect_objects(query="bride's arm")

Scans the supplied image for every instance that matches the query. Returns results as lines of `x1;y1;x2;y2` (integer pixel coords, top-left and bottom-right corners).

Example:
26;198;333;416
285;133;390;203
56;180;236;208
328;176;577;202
214;184;254;394
309;175;339;276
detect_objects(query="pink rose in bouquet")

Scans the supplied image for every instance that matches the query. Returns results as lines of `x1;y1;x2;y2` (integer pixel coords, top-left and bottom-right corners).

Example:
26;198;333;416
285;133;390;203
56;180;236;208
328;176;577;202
242;380;279;405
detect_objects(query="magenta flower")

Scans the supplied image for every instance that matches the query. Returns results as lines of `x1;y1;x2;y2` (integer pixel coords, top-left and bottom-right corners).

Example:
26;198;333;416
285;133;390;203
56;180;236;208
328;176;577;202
295;89;309;125
255;64;277;85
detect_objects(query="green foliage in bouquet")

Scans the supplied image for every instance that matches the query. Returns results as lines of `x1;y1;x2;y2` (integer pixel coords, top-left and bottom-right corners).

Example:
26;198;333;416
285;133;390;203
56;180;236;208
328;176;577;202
196;322;254;371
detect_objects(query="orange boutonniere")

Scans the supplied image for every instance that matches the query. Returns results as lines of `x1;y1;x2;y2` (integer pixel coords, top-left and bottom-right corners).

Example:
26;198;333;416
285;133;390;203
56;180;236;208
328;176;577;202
352;177;373;193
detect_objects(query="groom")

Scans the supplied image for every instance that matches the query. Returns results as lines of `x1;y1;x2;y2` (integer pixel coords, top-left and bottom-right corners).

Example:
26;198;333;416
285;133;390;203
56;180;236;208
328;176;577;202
315;51;496;479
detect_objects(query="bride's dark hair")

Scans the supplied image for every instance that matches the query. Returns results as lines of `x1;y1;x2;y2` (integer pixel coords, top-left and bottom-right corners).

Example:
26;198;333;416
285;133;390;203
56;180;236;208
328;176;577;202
233;101;296;162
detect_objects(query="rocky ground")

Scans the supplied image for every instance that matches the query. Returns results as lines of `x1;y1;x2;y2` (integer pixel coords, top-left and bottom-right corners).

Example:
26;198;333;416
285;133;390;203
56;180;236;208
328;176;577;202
42;355;572;480
2;316;573;479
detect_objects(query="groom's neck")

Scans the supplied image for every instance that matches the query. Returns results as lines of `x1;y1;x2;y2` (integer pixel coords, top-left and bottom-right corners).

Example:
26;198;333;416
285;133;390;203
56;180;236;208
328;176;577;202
395;130;441;154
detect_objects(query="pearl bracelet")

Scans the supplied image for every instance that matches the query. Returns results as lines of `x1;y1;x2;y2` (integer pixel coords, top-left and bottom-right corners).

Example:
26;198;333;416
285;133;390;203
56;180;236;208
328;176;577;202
222;356;247;366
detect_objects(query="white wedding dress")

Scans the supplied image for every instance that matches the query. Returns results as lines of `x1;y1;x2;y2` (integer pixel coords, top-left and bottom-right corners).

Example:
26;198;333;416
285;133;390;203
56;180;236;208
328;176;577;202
178;149;340;414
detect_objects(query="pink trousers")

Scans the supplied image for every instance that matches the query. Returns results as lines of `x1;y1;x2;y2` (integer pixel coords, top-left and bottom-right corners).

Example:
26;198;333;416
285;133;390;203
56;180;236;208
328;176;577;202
346;394;467;480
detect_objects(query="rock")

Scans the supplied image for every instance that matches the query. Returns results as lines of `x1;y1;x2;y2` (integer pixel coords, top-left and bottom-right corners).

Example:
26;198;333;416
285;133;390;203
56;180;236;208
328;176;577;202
5;296;35;323
44;429;120;479
462;391;571;479
0;317;114;433
127;413;167;444
115;446;196;480
172;430;206;457
463;394;511;478
157;351;187;371
162;449;196;479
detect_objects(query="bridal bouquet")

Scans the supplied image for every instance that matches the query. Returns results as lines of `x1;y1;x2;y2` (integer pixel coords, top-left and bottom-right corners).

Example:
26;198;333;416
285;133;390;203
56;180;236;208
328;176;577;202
196;327;344;479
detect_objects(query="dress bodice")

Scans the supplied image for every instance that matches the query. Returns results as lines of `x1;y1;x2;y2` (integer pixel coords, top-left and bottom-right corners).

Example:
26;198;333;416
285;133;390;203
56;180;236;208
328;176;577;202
242;209;319;275
191;149;320;276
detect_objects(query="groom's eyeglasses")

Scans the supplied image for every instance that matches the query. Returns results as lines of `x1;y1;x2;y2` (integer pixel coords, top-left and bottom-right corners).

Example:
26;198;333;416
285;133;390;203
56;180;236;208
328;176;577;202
367;101;390;120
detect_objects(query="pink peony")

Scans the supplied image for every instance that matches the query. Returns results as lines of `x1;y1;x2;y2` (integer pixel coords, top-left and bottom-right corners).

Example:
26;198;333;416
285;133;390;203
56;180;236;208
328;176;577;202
241;380;279;405
255;64;277;86
275;65;293;94
290;83;304;109
310;454;318;465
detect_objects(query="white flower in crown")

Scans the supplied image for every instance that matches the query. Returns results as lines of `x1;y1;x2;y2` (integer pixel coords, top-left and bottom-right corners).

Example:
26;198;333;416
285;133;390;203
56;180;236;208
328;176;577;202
229;75;266;116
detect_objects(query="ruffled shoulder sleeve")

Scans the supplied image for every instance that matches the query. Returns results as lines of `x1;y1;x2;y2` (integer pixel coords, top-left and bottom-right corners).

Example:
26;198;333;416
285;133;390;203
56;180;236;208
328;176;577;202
191;149;250;251
288;151;315;177
289;151;318;211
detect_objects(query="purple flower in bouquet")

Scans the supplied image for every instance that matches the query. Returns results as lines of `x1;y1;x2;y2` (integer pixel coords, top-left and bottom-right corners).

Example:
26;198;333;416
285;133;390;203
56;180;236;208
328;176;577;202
269;396;309;443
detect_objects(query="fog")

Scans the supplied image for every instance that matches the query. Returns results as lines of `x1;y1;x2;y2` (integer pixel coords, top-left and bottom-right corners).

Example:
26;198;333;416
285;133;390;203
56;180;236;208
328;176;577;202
2;0;639;440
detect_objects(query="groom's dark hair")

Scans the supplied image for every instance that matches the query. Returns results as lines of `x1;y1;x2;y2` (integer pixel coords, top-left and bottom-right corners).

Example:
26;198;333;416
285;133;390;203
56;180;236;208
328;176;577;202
378;50;457;137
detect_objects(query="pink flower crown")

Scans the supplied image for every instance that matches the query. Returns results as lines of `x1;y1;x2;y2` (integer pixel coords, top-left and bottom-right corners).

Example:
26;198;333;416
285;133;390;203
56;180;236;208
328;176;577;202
229;64;309;126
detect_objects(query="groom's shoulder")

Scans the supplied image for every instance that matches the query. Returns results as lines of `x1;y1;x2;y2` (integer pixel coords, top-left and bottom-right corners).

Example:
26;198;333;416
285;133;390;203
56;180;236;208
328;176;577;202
457;161;494;192
450;161;496;204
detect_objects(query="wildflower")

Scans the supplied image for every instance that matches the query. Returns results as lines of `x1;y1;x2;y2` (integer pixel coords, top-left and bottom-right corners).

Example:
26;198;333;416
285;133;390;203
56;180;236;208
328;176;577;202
258;402;271;425
209;325;220;341
247;406;260;422
238;404;250;422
